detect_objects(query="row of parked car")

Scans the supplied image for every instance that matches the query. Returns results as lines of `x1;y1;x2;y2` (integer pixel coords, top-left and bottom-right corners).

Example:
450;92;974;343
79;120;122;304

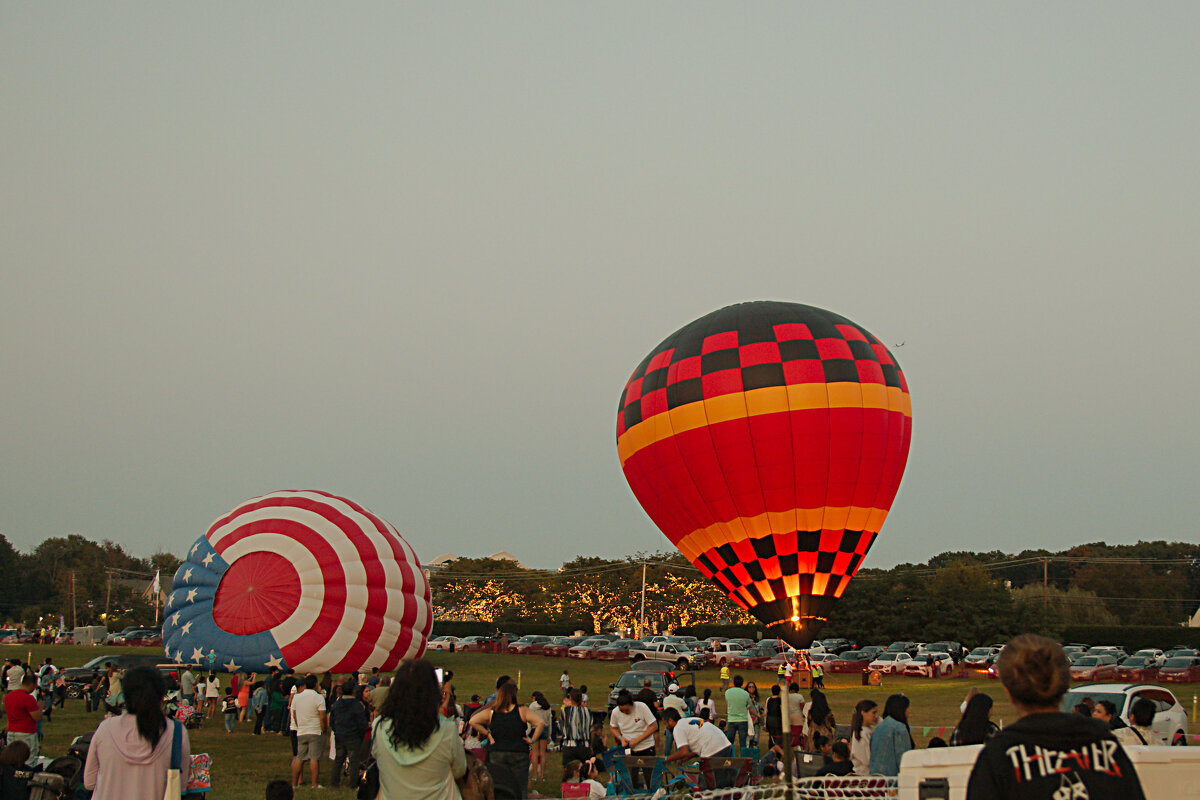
0;626;164;647
1062;645;1200;684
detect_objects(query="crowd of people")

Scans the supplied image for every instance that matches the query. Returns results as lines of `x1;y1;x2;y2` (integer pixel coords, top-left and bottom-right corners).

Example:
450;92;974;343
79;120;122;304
0;633;1165;799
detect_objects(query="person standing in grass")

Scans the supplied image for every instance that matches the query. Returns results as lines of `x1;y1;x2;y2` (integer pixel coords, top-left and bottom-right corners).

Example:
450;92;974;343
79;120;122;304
222;687;238;732
868;695;912;776
204;672;220;721
377;660;467;800
290;674;328;789
329;679;370;790
251;681;268;735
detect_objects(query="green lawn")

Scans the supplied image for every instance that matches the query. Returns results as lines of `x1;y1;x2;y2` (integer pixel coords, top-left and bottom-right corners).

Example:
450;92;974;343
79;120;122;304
12;645;1176;799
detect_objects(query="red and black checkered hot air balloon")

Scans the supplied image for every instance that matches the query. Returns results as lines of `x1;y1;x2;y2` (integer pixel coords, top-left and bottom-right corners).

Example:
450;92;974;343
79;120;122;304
616;301;912;648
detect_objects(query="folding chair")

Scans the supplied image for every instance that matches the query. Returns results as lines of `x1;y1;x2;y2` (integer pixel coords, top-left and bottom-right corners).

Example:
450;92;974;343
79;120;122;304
561;782;591;799
606;756;637;796
697;756;754;790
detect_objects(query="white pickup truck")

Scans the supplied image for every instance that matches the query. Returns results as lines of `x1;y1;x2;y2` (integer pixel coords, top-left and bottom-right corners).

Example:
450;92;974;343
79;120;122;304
628;642;709;670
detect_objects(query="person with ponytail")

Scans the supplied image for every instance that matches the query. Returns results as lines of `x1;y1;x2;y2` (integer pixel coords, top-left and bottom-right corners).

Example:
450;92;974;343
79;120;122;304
83;666;190;800
848;699;878;776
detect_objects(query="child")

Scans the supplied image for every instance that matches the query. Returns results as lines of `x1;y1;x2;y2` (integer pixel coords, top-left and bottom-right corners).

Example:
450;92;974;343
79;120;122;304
223;686;238;732
562;759;606;799
265;779;294;800
816;740;854;776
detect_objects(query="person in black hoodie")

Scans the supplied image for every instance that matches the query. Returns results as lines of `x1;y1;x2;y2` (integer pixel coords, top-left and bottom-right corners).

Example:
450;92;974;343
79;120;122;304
328;679;369;789
966;635;1145;800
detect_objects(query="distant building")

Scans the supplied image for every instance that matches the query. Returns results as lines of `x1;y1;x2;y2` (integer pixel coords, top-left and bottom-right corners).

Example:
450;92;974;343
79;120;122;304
420;551;527;579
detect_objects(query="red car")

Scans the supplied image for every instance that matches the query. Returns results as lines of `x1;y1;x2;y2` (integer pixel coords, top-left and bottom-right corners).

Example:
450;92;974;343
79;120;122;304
1158;656;1200;683
1114;656;1160;683
731;642;786;670
1070;654;1119;682
827;653;873;674
541;637;585;658
508;635;553;654
594;640;636;661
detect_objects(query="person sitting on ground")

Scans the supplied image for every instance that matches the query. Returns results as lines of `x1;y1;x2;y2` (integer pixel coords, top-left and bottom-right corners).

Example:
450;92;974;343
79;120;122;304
561;759;605;799
951;692;999;746
816;740;853;776
965;634;1145;800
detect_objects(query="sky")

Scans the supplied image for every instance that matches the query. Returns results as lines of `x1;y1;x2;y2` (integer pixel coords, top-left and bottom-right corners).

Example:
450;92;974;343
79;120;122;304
2;3;1198;571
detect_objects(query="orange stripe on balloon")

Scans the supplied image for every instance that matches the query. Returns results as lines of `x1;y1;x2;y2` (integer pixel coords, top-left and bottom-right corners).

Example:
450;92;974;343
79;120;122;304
617;384;910;465
673;507;892;563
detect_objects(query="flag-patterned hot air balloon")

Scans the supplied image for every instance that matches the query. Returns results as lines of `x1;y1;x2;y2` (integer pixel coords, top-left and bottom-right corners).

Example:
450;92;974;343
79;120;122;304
163;490;432;673
616;302;912;648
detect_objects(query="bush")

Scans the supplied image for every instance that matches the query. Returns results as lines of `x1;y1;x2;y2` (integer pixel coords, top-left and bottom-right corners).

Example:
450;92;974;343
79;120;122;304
675;624;765;640
1060;626;1200;651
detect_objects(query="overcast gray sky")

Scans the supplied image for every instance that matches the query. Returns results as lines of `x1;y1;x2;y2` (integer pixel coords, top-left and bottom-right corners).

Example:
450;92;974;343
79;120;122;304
3;3;1197;571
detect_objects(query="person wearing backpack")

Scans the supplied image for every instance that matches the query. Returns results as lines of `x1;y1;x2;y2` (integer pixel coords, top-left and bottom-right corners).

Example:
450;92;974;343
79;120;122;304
36;658;57;721
83;666;191;800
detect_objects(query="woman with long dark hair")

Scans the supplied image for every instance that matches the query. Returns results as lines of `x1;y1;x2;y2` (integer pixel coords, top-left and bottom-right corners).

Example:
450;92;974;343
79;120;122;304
848;699;878;776
373;660;467;799
806;689;836;744
868;694;911;776
951;693;999;746
83;666;190;800
528;691;552;782
469;681;545;799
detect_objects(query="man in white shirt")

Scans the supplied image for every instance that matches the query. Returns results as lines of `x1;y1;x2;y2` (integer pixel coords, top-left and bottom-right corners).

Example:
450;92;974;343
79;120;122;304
663;710;734;762
289;674;328;789
6;659;24;692
608;690;658;789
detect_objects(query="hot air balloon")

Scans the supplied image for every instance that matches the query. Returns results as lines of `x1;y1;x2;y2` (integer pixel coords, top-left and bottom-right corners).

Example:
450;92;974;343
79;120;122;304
616;302;911;648
162;490;432;673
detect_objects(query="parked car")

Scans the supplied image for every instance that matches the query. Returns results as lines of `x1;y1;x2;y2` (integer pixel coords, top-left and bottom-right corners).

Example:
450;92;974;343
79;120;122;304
1070;654;1119;682
804;641;827;655
1164;648;1199;660
54;631;75;645
964;647;1002;668
1063;645;1089;659
606;663;695;711
1130;649;1166;667
427;636;461;652
922;641;966;662
62;653;166;697
1088;646;1129;661
1061;684;1190;745
868;652;913;675
124;630;163;647
885;641;919;656
819;638;853;654
456;636;487;651
568;638;611;659
595;640;638;661
726;638;756;650
904;652;955;678
703;636;728;650
542;637;587;658
104;626;144;645
710;643;749;666
854;645;886;661
507;635;553;654
732;642;787;670
628;642;708;671
1158;656;1200;683
0;630;19;644
828;651;874;673
1114;656;1160;683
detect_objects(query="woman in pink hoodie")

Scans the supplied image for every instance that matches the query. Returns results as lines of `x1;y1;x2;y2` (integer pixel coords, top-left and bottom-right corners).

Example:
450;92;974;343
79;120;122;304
84;666;190;800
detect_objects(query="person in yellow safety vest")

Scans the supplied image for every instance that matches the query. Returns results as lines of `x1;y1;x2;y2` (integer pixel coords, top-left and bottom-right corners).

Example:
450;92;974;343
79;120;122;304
720;665;730;690
777;661;787;684
812;660;825;690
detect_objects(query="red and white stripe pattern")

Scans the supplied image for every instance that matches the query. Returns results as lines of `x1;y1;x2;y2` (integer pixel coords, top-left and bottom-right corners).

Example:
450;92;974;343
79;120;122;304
205;490;431;673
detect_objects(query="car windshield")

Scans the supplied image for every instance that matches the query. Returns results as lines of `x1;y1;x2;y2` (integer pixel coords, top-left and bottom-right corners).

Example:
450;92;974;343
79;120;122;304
617;674;660;689
1075;657;1100;666
876;654;897;662
1163;657;1195;667
1061;691;1126;714
81;656;116;669
1121;657;1149;667
886;643;908;651
968;648;991;656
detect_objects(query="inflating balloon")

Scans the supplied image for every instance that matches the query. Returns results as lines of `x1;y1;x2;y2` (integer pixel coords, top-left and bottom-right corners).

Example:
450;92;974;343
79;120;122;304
163;490;432;673
616;302;911;648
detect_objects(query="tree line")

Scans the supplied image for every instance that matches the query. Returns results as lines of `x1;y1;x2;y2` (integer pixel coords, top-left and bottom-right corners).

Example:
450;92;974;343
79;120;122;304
0;533;180;631
431;540;1200;645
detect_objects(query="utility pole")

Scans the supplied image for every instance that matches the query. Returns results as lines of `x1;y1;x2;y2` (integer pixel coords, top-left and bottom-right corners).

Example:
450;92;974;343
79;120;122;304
105;571;112;623
639;562;647;639
71;571;77;629
1043;558;1049;612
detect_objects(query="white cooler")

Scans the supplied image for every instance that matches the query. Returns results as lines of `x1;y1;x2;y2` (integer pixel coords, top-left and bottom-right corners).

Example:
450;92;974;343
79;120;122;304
898;745;1200;800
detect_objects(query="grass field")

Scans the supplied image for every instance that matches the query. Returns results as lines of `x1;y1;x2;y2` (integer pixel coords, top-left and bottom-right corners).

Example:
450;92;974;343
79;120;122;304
7;644;1167;799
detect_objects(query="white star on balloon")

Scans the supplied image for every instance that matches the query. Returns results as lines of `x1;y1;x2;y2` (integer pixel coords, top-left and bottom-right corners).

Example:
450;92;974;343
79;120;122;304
171;613;181;627
183;568;193;583
190;543;200;557
185;589;198;603
174;650;185;664
201;552;215;567
266;655;283;670
191;648;205;663
224;660;240;672
181;621;192;635
165;595;174;609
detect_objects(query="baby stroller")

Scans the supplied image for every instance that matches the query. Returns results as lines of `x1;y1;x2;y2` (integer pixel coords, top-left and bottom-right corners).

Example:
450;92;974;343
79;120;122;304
26;755;81;800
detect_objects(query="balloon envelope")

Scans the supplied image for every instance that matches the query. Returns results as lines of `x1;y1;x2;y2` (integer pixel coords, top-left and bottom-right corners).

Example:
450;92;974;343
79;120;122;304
616;302;911;647
163;490;432;673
